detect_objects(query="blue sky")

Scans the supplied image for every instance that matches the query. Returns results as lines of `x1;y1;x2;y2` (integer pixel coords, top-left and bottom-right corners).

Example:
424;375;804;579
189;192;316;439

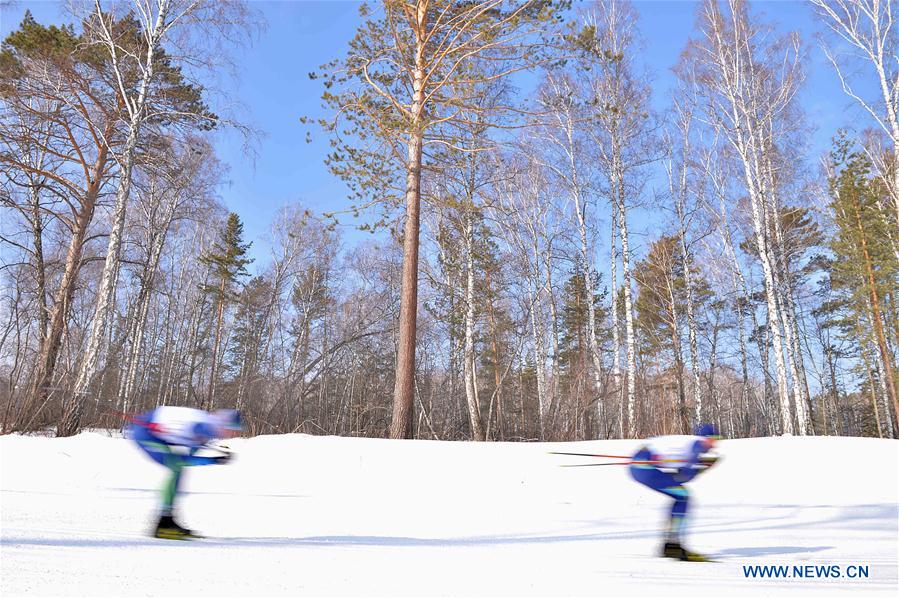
0;1;865;273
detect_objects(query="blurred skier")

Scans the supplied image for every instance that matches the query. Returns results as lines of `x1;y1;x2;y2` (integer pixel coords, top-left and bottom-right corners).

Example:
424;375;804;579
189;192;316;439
128;406;242;539
629;423;721;561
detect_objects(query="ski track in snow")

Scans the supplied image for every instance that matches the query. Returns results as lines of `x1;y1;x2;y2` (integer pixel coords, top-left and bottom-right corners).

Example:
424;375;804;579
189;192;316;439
1;434;896;597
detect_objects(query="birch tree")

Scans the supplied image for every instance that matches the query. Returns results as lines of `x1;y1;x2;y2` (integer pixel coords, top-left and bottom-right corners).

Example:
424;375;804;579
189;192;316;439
534;72;607;436
812;0;899;228
67;0;249;434
494;155;562;439
682;0;809;435
1;15;122;430
578;0;656;436
666;96;704;426
117;137;217;413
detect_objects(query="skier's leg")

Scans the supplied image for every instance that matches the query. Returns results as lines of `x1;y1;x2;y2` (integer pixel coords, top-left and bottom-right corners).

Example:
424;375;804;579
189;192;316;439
132;428;175;512
662;485;689;544
131;429;190;538
630;465;683;554
160;451;184;517
661;486;710;561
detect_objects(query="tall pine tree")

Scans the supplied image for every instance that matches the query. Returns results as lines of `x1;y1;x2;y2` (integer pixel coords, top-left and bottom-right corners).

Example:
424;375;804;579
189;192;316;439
201;212;253;409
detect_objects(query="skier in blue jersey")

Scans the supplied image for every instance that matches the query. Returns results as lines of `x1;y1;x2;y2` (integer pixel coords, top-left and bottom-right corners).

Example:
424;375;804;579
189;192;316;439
128;406;242;539
630;423;721;561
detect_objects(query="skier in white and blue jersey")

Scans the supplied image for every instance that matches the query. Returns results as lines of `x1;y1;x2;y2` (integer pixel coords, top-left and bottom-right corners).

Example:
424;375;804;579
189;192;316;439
630;423;721;561
127;406;242;539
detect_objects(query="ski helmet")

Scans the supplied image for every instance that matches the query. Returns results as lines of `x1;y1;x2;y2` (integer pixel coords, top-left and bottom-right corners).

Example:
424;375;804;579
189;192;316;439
695;423;721;439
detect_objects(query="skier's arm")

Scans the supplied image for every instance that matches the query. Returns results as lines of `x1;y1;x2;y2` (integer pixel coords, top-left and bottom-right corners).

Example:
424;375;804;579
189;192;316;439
181;453;223;466
686;440;719;475
182;445;231;466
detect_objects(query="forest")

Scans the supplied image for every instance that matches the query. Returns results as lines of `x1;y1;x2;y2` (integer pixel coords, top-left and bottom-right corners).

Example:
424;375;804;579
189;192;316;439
1;0;897;441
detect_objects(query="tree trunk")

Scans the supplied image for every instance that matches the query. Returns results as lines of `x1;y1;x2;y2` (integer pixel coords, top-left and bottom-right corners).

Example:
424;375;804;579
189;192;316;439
119;198;176;412
570;178;605;438
25;135;111;433
853;196;899;424
677;215;702;427
389;2;427;439
543;246;561;436
462;210;485;441
206;278;227;410
610;203;623;437
733;139;794;435
70;2;172;427
527;267;547;441
617;191;638;437
824;337;843;435
30;180;48;345
485;268;504;440
764;171;812;435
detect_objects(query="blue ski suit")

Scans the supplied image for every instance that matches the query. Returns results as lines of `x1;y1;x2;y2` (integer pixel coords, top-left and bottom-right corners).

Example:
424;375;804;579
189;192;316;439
128;406;227;516
629;435;717;541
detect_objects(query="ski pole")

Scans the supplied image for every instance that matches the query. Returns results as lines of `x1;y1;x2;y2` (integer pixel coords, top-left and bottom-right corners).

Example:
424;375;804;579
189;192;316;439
560;459;675;468
548;451;634;459
549;451;687;463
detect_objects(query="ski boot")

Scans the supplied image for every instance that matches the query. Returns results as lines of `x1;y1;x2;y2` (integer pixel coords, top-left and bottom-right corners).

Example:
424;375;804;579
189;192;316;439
153;515;197;540
662;541;713;562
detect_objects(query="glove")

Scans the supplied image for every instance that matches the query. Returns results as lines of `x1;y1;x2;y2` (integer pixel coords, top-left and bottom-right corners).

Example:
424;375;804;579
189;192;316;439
214;452;233;464
697;454;719;471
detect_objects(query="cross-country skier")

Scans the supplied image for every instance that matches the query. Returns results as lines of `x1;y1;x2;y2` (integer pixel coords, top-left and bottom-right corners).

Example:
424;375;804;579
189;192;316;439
127;406;242;539
629;423;721;561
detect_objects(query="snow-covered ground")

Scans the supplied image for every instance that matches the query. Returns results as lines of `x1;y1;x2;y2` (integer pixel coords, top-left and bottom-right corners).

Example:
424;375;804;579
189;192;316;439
1;433;896;597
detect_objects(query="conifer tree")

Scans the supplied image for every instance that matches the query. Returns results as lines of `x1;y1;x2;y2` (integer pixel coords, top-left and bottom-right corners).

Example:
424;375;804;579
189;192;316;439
314;0;564;438
201;212;253;409
828;135;899;431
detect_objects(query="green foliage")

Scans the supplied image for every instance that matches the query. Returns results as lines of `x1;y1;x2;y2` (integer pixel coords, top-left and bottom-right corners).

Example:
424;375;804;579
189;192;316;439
0;10;216;131
822;133;899;348
226;275;274;379
633;235;711;367
309;0;567;231
201;213;254;303
558;265;608;373
0;11;98;94
828;136;898;297
427;206;502;342
0;11;78;68
739;205;823;275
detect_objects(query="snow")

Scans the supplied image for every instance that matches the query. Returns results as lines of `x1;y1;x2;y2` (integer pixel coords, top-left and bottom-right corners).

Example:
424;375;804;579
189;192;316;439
1;433;897;597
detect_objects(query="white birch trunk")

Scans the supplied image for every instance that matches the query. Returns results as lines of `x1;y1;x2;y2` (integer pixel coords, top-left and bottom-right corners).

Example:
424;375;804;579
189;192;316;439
571;181;606;438
462;209;485;441
742;177;795;434
680;232;702;426
617;188;638;437
609;204;623;438
528;275;548;441
544;249;561;426
72;0;172;406
669;105;703;426
702;2;796;434
762;151;811;435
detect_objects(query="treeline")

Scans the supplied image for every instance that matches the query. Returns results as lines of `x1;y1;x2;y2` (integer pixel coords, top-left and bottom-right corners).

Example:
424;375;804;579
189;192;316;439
1;0;897;440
